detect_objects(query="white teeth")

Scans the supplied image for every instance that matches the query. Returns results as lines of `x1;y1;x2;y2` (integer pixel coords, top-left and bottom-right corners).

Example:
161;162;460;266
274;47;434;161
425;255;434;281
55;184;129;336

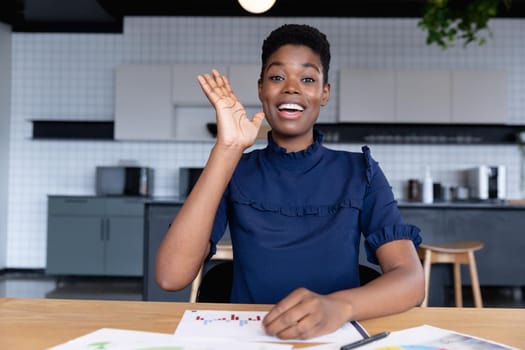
278;103;304;111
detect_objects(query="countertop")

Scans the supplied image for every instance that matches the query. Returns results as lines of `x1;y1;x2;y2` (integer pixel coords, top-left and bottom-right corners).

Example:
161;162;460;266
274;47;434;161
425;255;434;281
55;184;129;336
145;197;525;209
145;196;185;205
398;199;525;209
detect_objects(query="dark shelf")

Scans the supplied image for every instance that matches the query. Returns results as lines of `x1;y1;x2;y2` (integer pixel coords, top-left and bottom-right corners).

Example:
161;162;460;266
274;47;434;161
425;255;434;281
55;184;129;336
207;122;525;145
316;123;525;145
31;120;525;144
32;120;114;140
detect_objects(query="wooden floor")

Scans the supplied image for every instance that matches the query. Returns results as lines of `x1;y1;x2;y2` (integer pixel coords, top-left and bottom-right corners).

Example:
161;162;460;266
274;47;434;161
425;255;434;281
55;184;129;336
0;269;524;307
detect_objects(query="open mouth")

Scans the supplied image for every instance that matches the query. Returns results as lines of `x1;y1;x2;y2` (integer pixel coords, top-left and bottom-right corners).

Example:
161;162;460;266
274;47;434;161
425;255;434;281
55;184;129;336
278;103;304;112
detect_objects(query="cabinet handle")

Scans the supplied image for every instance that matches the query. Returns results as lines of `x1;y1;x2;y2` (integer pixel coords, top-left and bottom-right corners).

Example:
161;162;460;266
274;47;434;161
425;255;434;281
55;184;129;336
64;198;88;203
124;198;141;204
100;220;105;241
100;218;110;241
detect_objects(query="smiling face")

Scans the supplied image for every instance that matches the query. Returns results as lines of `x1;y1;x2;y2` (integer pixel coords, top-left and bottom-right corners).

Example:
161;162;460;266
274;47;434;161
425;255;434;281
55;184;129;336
258;44;330;152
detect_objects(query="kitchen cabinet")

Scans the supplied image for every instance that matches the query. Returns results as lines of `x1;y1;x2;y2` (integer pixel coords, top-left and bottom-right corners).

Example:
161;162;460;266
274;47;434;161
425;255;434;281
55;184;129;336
170;64;261;141
143;200;231;301
400;205;525;306
400;205;525;286
171;64;259;106
396;70;451;123
171;64;237;141
227;64;261;107
172;64;228;106
451;70;507;124
338;69;506;124
115;63;237;141
114;64;173;140
143;201;187;301
338;69;395;123
46;196;145;277
339;69;449;123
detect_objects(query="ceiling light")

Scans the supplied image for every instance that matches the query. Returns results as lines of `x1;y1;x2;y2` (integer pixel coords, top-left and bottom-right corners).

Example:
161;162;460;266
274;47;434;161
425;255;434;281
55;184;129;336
238;0;276;14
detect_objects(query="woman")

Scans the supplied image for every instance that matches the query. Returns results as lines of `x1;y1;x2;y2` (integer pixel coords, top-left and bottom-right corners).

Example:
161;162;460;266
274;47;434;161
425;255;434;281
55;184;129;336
156;23;425;340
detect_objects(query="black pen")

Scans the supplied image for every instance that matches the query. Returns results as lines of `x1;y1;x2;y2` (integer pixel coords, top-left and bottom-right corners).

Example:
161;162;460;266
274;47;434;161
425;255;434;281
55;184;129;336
340;331;390;350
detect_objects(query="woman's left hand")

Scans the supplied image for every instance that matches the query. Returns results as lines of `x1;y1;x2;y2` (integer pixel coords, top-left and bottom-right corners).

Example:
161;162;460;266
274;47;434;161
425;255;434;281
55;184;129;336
262;287;348;340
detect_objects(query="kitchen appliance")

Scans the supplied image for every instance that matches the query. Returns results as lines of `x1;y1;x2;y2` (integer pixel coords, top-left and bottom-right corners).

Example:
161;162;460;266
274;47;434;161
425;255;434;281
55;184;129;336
96;166;153;197
179;167;203;198
466;165;506;201
407;179;421;202
450;186;469;201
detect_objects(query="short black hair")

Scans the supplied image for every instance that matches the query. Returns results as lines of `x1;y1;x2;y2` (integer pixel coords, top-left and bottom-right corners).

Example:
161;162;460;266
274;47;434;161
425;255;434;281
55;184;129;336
260;24;331;84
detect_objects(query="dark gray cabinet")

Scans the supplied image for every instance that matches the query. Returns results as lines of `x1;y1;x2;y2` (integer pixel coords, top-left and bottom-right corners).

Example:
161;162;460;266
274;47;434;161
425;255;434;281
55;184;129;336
143;200;232;301
400;205;525;306
401;206;525;286
143;201;188;301
46;196;145;276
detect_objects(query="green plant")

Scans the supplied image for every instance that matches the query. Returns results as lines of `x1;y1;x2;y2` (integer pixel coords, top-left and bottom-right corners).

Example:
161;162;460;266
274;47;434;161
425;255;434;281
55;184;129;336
418;0;511;49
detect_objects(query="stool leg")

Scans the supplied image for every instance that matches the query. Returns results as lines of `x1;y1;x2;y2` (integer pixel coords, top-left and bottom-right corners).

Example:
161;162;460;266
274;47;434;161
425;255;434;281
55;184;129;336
453;262;462;307
468;251;483;308
421;250;432;307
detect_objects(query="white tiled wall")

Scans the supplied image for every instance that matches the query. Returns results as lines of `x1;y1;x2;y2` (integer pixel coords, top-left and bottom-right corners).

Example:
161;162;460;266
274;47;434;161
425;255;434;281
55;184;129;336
6;17;525;268
0;22;11;269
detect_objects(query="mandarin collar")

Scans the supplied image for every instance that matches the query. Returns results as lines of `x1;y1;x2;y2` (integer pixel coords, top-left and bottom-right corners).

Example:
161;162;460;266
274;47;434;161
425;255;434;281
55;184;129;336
264;129;324;171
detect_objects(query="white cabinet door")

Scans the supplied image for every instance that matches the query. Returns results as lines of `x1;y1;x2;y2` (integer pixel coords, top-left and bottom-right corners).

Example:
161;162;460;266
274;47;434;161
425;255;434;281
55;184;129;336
170;64;226;141
396;70;451;123
338;69;396;123
228;64;261;107
172;64;228;106
114;65;173;140
451;70;507;124
338;69;507;125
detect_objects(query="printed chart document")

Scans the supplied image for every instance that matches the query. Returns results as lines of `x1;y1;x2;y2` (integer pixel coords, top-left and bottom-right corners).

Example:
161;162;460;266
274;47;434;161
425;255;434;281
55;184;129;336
47;328;293;350
304;324;519;350
173;309;367;343
358;324;519;350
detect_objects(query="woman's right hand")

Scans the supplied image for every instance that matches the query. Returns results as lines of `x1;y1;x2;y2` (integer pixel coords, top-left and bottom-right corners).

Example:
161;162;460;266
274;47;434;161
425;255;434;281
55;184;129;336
197;69;265;149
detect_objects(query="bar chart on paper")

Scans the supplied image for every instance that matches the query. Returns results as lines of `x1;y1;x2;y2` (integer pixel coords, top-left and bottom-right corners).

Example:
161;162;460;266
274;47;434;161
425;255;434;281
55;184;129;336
196;312;262;326
174;310;268;339
174;309;367;343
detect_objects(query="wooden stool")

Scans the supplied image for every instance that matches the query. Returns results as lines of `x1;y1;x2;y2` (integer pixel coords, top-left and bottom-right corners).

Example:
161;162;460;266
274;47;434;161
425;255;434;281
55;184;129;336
189;244;233;303
417;240;484;308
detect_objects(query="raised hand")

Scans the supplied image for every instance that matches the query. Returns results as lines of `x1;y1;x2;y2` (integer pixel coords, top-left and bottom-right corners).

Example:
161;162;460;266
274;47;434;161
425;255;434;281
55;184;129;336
197;69;265;149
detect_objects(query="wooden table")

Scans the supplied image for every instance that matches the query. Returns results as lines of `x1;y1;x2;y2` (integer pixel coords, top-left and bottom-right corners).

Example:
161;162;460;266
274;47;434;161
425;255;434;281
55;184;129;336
1;298;524;349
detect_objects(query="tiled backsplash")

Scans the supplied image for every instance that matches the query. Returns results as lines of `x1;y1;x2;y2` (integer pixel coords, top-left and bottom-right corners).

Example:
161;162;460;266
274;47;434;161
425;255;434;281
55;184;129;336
6;17;525;268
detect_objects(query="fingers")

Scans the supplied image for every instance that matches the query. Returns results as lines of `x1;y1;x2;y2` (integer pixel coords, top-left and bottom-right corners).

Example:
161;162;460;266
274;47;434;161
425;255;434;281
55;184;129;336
263;289;305;328
220;74;234;96
263;288;323;340
197;69;234;103
270;313;323;340
196;69;262;147
251;112;265;129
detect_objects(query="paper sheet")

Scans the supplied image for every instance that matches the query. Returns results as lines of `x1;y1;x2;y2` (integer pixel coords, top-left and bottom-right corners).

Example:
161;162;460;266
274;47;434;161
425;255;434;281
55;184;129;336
173;309;367;343
336;324;519;350
47;328;293;350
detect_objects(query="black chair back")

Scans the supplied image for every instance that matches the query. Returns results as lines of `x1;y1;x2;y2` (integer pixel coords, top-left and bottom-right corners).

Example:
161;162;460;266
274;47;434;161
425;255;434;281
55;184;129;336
196;262;382;303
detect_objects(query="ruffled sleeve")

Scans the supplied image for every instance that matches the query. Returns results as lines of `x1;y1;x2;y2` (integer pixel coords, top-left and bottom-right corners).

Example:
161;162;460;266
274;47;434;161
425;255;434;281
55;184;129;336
364;224;422;264
359;146;422;264
361;145;378;185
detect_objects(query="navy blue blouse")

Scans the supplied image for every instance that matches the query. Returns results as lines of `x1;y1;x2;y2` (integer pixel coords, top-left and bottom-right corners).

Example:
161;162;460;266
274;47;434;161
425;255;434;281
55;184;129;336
209;129;421;304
